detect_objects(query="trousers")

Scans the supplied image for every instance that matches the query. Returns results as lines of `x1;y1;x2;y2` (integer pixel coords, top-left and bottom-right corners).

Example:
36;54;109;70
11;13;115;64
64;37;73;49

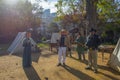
88;49;98;70
58;47;67;63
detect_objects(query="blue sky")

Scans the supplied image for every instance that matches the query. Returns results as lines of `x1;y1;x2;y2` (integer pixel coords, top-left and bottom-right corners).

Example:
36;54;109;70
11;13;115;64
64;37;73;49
31;0;58;13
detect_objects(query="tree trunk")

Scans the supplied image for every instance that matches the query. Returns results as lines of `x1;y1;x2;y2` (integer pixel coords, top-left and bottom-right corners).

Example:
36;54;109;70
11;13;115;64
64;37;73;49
86;0;98;30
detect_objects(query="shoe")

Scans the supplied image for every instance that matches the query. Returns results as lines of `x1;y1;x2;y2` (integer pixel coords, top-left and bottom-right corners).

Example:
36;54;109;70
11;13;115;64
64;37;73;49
85;66;92;70
78;58;82;60
94;69;98;73
57;63;61;66
63;63;66;66
83;58;86;61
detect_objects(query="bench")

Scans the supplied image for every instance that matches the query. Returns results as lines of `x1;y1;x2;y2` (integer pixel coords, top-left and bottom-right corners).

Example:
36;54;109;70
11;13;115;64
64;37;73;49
49;43;58;52
99;45;115;61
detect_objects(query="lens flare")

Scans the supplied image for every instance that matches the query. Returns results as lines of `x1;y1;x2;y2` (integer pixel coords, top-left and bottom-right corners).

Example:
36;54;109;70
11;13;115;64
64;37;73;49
4;0;19;5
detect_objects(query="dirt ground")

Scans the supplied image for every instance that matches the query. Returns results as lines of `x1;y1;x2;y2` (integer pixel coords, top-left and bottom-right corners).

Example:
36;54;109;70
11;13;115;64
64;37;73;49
0;45;120;80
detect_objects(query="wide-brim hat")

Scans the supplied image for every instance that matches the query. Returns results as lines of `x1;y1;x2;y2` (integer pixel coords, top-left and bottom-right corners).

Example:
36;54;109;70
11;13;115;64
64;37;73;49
60;29;68;34
89;28;96;32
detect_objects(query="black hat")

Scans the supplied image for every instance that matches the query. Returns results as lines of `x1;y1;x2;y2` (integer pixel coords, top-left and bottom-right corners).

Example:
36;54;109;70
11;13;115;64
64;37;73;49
89;28;96;32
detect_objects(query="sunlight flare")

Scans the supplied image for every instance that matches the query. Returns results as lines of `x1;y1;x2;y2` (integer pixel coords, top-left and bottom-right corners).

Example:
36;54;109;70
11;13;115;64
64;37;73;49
4;0;19;5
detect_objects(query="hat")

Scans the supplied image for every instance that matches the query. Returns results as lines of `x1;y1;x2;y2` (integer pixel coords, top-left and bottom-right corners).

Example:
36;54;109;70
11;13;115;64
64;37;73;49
61;29;66;32
89;28;96;32
60;29;68;34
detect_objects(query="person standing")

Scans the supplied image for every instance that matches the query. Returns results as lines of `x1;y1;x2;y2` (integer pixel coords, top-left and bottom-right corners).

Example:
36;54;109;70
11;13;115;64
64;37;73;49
75;32;86;61
23;31;32;68
57;29;70;66
85;28;101;73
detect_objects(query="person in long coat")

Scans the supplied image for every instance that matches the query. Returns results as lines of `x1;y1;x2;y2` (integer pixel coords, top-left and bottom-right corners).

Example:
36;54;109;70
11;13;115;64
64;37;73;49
23;31;32;68
75;32;86;60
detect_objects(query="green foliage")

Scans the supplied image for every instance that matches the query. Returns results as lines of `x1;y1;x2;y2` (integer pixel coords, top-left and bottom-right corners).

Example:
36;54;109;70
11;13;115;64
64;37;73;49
97;0;120;42
55;0;120;28
0;0;42;43
37;43;48;48
0;0;43;30
55;0;86;19
55;0;86;28
41;37;46;41
101;32;107;38
104;23;115;31
32;3;43;16
97;0;120;22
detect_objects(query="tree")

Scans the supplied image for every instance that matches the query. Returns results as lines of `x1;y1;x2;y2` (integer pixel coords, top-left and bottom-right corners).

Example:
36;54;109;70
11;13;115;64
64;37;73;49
55;0;120;43
0;0;37;43
55;0;86;30
48;22;59;33
86;0;98;30
97;0;120;43
97;0;120;24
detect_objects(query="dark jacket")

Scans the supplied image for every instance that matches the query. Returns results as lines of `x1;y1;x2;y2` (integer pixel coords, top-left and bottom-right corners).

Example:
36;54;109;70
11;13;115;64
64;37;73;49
86;34;101;49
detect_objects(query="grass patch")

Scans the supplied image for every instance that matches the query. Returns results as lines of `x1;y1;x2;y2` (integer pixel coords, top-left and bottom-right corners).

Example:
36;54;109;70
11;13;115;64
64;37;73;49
37;43;49;48
0;44;10;50
0;44;10;54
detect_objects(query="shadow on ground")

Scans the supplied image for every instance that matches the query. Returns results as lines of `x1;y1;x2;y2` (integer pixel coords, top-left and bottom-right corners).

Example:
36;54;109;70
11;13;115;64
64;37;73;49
98;65;120;75
23;66;41;80
70;56;88;65
12;52;41;63
63;65;95;80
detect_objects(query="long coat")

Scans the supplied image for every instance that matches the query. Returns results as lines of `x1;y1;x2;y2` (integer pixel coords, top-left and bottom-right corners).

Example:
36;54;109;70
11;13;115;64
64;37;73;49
23;38;32;67
76;36;85;54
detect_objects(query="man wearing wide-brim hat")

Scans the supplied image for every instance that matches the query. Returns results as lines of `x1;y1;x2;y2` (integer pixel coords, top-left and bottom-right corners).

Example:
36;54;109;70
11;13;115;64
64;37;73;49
85;28;101;73
57;29;70;66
